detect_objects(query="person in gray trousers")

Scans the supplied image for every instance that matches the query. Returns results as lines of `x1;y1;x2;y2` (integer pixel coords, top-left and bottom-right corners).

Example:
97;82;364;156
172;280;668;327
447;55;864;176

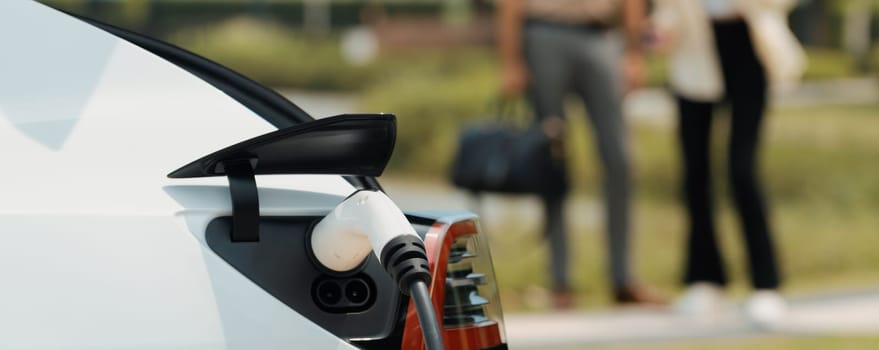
498;0;665;308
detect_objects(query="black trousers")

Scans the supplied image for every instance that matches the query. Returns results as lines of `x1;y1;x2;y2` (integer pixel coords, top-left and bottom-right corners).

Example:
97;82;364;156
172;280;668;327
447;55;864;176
677;20;780;289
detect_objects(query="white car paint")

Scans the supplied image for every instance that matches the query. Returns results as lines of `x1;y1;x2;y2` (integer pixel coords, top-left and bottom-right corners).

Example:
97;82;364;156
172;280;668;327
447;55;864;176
0;1;359;348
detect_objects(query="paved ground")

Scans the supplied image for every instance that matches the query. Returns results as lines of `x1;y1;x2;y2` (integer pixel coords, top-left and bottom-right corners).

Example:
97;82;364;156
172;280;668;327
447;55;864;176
380;179;879;348
504;288;879;349
623;77;879;124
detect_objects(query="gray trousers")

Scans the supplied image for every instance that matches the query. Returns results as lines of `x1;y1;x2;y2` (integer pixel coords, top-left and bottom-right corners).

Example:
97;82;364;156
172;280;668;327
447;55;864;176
523;21;632;290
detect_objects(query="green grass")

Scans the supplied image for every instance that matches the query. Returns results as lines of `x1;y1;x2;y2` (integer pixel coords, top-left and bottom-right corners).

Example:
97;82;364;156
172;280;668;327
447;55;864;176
167;17;879;93
169;17;381;91
361;48;499;172
455;103;879;312
559;336;879;350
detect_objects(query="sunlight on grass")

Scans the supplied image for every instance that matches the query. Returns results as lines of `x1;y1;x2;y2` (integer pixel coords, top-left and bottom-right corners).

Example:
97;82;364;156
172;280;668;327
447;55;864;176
479;103;879;312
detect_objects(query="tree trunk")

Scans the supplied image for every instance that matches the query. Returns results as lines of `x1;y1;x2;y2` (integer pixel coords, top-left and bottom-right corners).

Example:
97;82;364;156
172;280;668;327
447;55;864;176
843;0;874;73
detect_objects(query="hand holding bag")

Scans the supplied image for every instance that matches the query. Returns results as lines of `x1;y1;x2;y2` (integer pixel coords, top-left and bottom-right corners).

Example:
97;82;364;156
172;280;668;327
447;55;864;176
450;102;568;196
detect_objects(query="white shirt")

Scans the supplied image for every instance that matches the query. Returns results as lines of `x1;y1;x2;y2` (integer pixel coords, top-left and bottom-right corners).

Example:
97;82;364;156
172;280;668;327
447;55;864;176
703;0;740;18
653;0;806;100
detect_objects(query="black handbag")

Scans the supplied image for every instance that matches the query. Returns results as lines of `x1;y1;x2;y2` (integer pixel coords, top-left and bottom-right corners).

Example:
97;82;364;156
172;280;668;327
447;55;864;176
450;103;568;196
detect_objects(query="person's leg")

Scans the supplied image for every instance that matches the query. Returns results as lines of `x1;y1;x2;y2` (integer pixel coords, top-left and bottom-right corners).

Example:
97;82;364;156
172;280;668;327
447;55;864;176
729;100;779;289
569;31;634;291
543;195;570;291
524;23;571;122
717;21;780;290
677;97;727;286
523;23;573;295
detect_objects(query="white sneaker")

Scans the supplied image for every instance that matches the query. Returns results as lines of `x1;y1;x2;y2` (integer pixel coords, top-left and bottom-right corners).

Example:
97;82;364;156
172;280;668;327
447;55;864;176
675;282;725;316
745;290;787;329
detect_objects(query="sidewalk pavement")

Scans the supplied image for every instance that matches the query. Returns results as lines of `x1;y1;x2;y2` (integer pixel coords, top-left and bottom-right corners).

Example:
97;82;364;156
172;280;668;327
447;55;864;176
505;288;879;349
379;180;879;349
376;178;879;349
623;77;879;125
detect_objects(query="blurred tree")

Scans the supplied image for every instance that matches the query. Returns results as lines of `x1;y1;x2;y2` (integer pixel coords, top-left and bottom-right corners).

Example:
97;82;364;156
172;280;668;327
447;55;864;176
797;0;833;46
443;0;473;27
304;0;331;37
119;0;152;31
51;0;87;11
248;0;273;20
842;0;875;72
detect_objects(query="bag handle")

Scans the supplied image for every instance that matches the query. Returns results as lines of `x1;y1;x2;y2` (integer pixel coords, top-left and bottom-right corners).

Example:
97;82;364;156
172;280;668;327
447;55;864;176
488;96;527;123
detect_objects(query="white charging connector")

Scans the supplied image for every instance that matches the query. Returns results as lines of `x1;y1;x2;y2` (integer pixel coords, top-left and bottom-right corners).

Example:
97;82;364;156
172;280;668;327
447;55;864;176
310;190;419;272
310;189;444;350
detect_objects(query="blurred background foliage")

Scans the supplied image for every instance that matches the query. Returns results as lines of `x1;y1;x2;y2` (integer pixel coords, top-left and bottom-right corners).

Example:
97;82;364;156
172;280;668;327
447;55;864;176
46;0;879;178
46;0;879;310
169;17;379;90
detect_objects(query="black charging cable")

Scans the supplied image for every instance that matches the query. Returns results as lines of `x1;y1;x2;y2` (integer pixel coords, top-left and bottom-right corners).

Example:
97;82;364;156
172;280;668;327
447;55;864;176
381;236;445;350
410;279;444;350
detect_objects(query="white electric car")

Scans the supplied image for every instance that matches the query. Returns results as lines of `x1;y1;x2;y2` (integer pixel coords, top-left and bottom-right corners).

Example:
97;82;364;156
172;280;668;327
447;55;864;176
0;1;507;349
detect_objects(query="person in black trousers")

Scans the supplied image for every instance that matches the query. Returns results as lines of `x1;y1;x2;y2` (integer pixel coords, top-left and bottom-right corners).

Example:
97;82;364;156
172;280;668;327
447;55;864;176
654;0;805;328
678;20;779;291
674;19;784;325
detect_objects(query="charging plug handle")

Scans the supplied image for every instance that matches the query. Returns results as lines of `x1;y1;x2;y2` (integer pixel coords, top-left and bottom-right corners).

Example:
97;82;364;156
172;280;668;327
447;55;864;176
381;236;444;350
379;235;431;295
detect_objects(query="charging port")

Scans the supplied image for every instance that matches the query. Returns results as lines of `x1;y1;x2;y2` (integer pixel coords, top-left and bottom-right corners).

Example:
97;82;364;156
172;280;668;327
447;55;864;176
312;274;376;313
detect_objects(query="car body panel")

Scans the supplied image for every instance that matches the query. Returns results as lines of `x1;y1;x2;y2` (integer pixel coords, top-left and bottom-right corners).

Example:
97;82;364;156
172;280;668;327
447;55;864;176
0;1;358;348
